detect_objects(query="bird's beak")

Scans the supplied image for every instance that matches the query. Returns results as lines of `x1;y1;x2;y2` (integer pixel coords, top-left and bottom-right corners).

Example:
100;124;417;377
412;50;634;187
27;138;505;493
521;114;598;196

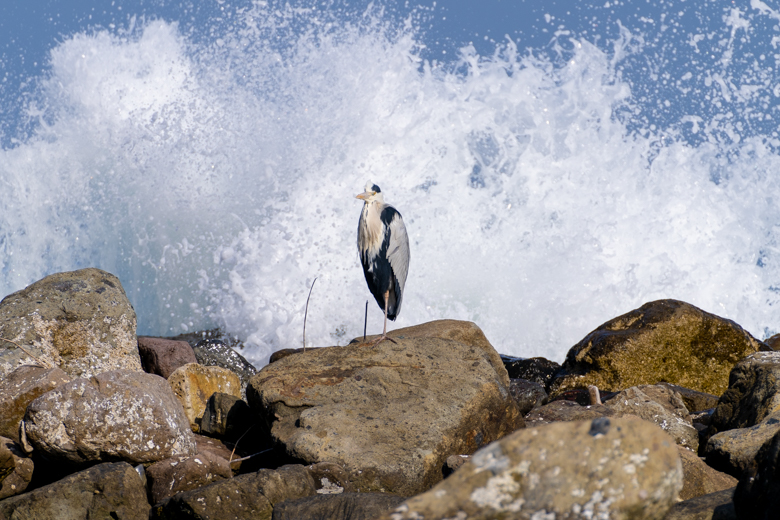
356;191;372;200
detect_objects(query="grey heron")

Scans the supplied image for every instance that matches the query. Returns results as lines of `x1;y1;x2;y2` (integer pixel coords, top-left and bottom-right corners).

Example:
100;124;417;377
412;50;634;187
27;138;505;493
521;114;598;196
356;181;410;344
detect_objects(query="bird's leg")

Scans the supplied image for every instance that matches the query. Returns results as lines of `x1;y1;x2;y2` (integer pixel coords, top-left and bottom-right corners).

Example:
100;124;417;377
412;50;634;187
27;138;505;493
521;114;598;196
370;290;397;345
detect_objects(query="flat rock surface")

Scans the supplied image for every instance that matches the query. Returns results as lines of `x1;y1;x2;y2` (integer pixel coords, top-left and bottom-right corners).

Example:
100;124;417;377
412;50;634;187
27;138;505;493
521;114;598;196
247;336;523;496
0;268;140;379
379;416;683;520
22;369;196;465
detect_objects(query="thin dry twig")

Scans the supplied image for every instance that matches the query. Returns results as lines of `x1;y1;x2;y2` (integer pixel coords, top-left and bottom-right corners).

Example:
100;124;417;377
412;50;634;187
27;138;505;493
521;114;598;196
363;300;368;342
229;424;255;464
228;447;273;465
0;337;52;368
303;277;318;352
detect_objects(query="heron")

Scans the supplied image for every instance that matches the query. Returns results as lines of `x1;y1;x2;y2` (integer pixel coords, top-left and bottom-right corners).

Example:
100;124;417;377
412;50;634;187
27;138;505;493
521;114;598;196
356;181;410;344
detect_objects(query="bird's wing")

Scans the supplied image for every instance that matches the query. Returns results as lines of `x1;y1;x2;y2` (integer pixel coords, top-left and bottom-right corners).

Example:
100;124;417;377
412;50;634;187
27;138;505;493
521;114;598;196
383;206;410;293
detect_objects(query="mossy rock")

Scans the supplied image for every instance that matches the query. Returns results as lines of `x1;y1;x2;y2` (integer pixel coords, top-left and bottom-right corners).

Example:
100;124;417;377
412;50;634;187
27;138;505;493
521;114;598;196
549;299;768;398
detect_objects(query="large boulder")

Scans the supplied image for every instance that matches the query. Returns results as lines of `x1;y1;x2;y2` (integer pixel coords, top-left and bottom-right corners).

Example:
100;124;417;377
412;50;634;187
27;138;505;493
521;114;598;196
733;428;780;520
146;450;233;504
0;268;141;379
663;488;736;520
138;336;197;379
0;364;71;443
21;369;196;465
676;446;737;501
248;335;522;496
0;462;150;520
379;416;683;520
550;300;766;397
702;352;780;478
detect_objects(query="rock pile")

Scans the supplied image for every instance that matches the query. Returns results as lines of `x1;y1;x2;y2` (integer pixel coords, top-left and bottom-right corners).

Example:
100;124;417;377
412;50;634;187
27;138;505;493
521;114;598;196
1;270;778;519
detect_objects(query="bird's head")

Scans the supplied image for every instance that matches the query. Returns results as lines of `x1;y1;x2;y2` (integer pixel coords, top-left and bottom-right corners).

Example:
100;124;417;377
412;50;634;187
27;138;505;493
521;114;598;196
356;182;384;204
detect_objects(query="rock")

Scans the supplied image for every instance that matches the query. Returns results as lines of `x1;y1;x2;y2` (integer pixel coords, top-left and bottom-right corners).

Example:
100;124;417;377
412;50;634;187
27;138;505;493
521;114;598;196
193;338;257;392
270;347;309;363
604;384;700;451
508;378;548;415
22;369;196;465
732;428;780;519
247;335;523;496
659;382;720;413
702;352;780;478
504;356;562;389
352;319;511;386
272;492;405;520
200;392;256;441
307;461;353;494
550;300;766;398
379;416;683;520
443;454;471;478
0;268;141;379
138;336;197;378
152;464;316;520
663;487;736;520
524;399;614;426
0;436;33;499
146;449;233;504
764;333;780;351
0;461;150;520
677;446;738;501
0;364;71;443
168;363;242;433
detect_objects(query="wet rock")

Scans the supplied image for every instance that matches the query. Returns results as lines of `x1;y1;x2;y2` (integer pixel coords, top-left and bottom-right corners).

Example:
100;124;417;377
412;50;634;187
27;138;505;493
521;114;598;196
702;352;780;478
138;336;197;378
146;449;233;504
0;268;141;379
0;461;150;520
272;492;404;520
732;427;780;519
508;378;548;415
0;436;33;499
677;445;737;501
152;464;316;520
604;384;699;451
550;299;766;398
0;364;71;443
379;416;683;520
168;363;242;433
663;487;736;520
524;399;614;426
22;369;196;465
193;338;257;392
247;334;523;496
504;356;561;389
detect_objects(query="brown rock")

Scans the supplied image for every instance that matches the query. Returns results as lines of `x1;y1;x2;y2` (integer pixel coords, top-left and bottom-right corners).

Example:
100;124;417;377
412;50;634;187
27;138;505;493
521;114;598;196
22;369;196;465
168;362;242;433
677;446;738;501
0;365;70;443
663;487;736;520
658;382;720;413
138;336;197;378
247;335;522;496
146;449;233;504
379;416;683;520
550;299;766;398
524;399;615;426
0;268;141;379
0;436;33;499
272;492;405;520
307;461;353;493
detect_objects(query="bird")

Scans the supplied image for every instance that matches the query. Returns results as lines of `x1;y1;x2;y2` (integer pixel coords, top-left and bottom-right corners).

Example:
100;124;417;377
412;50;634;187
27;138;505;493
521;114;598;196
356;181;410;344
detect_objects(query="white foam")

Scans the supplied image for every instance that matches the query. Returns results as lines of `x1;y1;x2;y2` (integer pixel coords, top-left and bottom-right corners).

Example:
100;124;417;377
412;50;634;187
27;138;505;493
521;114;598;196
2;5;780;366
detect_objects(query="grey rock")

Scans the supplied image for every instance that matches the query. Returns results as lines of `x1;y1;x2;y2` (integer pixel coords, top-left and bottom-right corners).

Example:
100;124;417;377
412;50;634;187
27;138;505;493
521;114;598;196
676;445;737;501
663;487;736;520
307;461;353;494
0;436;33;499
732;427;780;520
247;334;523;496
0;461;150;520
200;392;255;441
0;268;141;379
272;492;404;520
22;369;196;465
167;363;242;433
524;399;614;426
152;464;316;520
193;339;257;392
605;384;700;451
138;336;197;378
658;382;720;414
504;356;561;389
379;416;683;520
0;364;71;443
508;378;548;415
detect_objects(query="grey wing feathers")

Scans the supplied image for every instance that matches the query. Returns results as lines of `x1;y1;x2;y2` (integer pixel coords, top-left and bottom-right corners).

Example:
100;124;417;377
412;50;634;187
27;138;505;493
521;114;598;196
386;209;410;305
